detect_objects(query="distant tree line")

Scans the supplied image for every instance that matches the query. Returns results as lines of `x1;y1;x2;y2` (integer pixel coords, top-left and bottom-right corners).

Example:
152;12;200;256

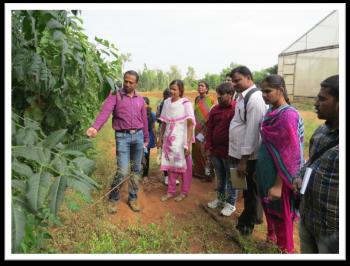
135;62;277;91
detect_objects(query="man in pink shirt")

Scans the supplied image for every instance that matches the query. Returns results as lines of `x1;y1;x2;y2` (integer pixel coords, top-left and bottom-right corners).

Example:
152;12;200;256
86;70;149;213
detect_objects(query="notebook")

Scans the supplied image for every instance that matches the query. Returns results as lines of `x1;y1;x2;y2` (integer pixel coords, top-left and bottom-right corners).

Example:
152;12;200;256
230;168;247;190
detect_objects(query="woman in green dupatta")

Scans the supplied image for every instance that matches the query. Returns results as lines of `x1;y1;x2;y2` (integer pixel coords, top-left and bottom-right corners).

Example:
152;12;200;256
256;75;304;253
192;80;216;181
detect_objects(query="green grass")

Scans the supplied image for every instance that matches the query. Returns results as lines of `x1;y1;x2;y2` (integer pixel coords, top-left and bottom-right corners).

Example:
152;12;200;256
292;100;323;159
303;119;321;159
292;101;316;112
147;96;161;112
234;223;282;254
48;211;192;253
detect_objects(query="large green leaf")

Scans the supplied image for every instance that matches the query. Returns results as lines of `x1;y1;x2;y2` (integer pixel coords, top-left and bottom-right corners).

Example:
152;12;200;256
42;129;67;149
60;149;85;157
48;176;67;215
52;30;66;42
24;118;41;130
71;169;99;188
26;172;52;211
12;199;26;253
50;154;68;174
12;121;17;136
66;177;92;200
106;76;115;91
12;146;49;165
12;160;33;178
64;138;92;152
12;179;27;193
71;157;96;175
46;18;64;29
14;128;38;146
30;53;42;77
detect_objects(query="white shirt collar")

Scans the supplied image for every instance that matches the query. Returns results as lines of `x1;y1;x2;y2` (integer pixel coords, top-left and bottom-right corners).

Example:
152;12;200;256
241;84;257;98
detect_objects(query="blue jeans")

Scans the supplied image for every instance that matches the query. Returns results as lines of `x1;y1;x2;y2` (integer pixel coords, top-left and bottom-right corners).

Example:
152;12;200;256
109;130;144;202
210;155;237;205
299;220;339;254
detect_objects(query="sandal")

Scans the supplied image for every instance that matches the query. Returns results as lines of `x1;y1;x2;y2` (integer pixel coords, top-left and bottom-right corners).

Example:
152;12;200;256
161;193;174;201
174;194;187;202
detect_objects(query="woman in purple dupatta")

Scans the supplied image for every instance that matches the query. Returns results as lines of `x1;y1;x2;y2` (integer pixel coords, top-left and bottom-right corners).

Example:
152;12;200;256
256;75;304;253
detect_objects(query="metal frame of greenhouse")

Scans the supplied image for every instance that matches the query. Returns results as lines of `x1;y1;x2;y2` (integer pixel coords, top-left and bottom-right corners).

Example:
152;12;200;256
278;10;339;100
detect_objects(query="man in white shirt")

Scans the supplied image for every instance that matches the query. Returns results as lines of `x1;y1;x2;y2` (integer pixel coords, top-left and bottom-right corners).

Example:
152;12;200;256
229;66;268;235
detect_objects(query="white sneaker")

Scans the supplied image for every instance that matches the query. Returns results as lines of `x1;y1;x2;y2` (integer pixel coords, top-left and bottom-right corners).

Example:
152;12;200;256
220;203;236;217
176;179;180;185
207;199;223;209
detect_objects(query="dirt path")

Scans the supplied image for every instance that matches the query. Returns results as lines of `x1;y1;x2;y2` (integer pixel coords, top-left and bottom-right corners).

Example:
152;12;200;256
103;147;300;253
104;152;242;253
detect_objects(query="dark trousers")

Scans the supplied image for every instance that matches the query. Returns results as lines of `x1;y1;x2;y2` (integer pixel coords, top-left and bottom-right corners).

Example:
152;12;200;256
232;158;263;234
142;148;151;177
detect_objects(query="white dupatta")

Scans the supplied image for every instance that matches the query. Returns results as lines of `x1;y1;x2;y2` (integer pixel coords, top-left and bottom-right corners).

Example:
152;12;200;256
159;97;195;173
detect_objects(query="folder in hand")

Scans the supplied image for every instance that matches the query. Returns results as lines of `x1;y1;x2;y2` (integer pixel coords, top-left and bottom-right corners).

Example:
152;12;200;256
230;168;247;190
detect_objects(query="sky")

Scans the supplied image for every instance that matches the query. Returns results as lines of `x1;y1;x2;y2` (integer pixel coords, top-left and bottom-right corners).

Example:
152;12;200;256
79;3;344;78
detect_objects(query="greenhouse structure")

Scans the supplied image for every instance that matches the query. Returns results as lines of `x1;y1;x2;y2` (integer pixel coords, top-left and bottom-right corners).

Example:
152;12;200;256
278;10;339;100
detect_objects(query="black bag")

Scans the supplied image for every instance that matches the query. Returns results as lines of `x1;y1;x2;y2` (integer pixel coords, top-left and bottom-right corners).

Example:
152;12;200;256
243;87;260;122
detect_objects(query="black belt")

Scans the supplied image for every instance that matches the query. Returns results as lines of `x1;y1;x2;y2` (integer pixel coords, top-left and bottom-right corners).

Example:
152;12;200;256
116;129;142;134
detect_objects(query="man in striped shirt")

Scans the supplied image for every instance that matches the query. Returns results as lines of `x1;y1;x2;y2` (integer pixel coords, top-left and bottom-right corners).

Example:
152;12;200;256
295;75;339;253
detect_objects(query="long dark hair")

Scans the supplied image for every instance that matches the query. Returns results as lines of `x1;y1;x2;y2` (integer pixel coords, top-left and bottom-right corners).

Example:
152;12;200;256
169;79;184;97
261;74;290;105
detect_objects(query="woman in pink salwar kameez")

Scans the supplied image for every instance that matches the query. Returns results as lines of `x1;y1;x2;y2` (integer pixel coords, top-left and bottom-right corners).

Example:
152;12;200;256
256;75;304;253
158;79;195;202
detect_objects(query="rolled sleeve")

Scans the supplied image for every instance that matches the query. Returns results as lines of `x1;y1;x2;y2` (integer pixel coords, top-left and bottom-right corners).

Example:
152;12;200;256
92;93;116;131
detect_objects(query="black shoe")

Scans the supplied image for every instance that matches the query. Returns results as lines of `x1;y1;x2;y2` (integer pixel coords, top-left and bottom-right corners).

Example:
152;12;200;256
236;224;253;236
109;187;120;202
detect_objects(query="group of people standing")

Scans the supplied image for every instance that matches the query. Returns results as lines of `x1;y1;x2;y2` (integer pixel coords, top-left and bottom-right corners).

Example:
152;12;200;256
86;68;339;254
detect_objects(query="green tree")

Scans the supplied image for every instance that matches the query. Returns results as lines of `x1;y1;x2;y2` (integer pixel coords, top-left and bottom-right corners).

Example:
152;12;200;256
219;62;240;81
252;64;278;85
12;10;123;138
11;10;124;252
138;64;159;91
184;66;197;90
167;65;182;82
203;73;221;91
156;69;169;90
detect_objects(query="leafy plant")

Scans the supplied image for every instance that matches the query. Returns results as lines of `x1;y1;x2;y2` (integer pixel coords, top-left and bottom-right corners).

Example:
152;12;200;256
11;10;123;138
11;112;99;253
